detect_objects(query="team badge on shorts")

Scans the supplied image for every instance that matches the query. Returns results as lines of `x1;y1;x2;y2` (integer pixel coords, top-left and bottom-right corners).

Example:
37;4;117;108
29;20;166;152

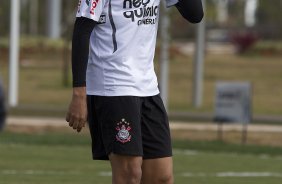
116;119;132;144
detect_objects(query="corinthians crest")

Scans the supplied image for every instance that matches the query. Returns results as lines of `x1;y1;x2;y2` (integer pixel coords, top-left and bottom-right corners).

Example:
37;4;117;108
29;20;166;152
116;119;132;144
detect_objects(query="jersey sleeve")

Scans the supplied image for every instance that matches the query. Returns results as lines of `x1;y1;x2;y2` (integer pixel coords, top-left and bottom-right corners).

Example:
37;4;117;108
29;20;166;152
166;0;179;7
76;0;106;22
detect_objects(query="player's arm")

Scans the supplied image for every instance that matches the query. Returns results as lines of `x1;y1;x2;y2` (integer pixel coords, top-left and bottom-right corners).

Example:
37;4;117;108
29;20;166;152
66;17;96;133
72;17;97;87
175;0;204;23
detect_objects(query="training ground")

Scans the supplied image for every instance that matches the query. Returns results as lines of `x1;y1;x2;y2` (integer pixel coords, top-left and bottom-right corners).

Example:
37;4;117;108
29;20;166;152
1;117;282;184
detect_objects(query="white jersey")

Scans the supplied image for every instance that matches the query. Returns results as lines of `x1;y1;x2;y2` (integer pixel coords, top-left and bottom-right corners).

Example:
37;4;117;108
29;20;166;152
76;0;178;96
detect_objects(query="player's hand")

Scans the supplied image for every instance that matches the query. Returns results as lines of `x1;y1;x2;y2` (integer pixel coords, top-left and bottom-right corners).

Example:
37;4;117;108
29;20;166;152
66;87;87;133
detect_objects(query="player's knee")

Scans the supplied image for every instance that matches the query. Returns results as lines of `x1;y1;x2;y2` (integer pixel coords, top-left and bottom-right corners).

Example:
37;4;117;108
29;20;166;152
117;162;142;183
156;172;174;184
110;154;142;183
127;166;142;183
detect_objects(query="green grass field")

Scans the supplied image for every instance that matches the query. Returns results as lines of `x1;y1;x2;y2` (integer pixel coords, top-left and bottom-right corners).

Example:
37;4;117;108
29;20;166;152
1;131;282;184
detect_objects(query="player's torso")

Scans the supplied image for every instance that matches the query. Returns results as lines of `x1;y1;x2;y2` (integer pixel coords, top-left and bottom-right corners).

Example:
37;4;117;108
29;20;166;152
86;0;161;96
90;0;160;58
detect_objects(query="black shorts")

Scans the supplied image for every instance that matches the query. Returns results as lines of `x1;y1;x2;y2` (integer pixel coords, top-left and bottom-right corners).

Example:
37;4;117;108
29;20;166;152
87;94;172;160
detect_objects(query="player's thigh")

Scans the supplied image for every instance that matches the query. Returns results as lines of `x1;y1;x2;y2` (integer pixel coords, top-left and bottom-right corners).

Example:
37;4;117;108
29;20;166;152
142;157;173;184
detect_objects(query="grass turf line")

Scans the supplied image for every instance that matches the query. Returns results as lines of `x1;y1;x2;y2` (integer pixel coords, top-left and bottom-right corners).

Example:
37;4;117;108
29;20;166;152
1;132;282;184
1;131;282;156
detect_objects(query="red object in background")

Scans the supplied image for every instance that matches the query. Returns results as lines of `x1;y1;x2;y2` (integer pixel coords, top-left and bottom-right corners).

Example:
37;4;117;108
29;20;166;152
231;31;258;54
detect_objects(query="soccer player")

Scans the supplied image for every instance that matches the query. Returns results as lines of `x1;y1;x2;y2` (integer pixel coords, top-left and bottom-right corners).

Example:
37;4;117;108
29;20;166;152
66;0;203;183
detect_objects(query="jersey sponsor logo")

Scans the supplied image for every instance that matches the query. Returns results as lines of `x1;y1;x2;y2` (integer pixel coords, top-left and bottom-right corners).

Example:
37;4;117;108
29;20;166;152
116;119;132;144
90;0;100;15
97;14;106;24
123;0;159;26
86;0;90;6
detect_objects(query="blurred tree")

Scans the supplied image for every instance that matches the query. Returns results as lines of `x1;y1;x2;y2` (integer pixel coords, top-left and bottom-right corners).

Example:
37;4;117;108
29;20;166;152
0;0;281;40
215;0;229;24
256;0;282;39
61;0;78;40
0;0;10;36
21;0;29;34
29;0;38;35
